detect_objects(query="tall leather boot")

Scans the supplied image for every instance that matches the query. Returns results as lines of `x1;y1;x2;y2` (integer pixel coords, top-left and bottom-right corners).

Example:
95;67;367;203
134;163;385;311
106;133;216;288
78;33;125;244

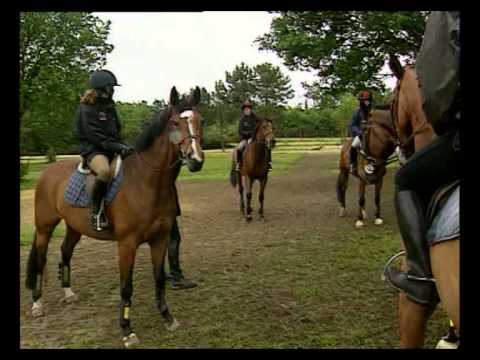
235;149;242;171
167;220;197;290
267;148;272;171
384;190;437;305
90;178;110;231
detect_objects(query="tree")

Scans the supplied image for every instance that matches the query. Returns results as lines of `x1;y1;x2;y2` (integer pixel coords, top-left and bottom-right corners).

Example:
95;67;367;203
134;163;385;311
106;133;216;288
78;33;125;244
256;11;428;97
20;12;113;155
253;63;294;107
224;62;256;105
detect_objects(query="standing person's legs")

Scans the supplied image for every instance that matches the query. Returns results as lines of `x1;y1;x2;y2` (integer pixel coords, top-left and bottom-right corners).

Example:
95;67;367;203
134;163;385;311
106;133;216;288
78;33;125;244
166;219;197;290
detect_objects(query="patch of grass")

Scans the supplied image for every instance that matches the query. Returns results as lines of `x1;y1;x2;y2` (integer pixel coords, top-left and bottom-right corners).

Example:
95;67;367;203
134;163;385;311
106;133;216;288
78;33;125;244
20;222;66;247
178;152;305;182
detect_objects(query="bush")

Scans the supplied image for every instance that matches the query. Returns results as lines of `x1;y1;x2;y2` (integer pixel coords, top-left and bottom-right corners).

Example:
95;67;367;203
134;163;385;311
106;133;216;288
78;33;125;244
45;146;57;163
20;161;30;181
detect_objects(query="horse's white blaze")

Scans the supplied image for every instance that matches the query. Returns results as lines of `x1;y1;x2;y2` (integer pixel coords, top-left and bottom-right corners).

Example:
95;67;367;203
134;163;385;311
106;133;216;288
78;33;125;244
187;117;203;163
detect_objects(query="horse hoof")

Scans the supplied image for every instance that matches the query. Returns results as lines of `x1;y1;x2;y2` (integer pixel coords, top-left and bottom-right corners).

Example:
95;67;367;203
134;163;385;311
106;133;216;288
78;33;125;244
338;207;345;217
355;220;364;229
361;209;368;219
374;218;384;225
436;338;458;349
164;318;180;332
31;301;44;317
123;333;140;348
257;216;265;222
62;293;78;304
245;216;252;222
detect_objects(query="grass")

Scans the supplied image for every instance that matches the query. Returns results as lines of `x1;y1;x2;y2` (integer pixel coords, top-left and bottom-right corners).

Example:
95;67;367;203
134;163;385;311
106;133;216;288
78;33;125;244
20;151;307;190
20;222;66;247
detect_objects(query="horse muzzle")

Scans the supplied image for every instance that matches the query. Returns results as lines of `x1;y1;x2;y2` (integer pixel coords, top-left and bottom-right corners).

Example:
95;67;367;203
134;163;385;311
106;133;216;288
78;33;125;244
185;155;204;172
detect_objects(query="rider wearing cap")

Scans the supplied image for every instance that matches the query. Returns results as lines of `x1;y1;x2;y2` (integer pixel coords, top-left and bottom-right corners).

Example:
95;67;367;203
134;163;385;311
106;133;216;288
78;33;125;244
349;90;373;174
74;69;134;231
234;100;272;171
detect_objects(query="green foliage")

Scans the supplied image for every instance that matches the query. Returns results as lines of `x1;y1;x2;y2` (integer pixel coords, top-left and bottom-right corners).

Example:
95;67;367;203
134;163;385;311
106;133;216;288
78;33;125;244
45;146;57;163
20;161;30;181
256;11;428;97
20;12;113;155
253;63;294;106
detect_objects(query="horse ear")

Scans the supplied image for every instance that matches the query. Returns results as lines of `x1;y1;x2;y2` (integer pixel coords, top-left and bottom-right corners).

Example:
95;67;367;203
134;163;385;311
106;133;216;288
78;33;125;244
388;53;404;80
192;86;201;106
170;86;180;106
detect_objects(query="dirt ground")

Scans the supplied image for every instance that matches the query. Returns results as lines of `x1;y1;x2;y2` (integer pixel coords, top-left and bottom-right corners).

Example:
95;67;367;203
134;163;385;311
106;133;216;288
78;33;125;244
19;152;449;349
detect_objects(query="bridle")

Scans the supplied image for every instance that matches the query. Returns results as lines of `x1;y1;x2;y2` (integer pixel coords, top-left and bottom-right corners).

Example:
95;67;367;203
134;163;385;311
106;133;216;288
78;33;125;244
137;109;202;172
390;65;429;157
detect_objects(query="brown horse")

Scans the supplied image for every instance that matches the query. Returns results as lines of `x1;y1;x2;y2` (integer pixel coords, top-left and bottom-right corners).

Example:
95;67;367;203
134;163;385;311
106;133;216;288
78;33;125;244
337;109;397;228
388;54;459;348
25;86;205;348
230;117;275;222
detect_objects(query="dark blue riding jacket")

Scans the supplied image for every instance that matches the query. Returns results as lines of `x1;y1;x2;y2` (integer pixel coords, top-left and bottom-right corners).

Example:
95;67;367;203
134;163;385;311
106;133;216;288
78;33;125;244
350;108;363;138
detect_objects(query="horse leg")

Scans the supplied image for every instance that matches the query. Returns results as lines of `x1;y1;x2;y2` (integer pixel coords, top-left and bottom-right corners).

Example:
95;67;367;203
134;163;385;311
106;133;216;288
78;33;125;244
59;225;81;304
374;179;384;225
245;177;253;222
399;293;436;348
238;175;245;215
430;239;460;337
258;175;268;221
355;180;367;228
25;219;60;317
337;169;349;217
149;232;179;332
117;238;139;348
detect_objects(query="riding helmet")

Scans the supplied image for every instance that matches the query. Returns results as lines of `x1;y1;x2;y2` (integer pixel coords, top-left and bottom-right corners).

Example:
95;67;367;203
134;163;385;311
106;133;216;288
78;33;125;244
90;70;121;89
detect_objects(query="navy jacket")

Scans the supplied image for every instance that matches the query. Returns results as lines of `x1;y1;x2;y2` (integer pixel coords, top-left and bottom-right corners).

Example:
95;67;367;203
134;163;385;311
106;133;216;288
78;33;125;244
350;108;364;138
238;114;258;140
74;99;125;159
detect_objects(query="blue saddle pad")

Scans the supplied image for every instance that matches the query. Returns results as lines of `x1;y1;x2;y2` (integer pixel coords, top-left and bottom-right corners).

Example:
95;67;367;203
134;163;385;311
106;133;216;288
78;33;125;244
427;183;460;245
64;165;124;208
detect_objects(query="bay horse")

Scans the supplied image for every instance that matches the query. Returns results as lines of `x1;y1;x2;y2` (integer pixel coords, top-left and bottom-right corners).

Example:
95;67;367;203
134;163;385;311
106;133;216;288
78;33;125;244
337;108;397;228
388;54;459;348
230;117;275;222
25;86;205;348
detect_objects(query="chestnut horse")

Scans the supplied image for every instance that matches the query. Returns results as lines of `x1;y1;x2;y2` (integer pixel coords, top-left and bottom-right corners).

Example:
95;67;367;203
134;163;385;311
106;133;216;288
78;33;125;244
388;54;459;348
337;109;397;228
230;117;275;222
25;87;205;348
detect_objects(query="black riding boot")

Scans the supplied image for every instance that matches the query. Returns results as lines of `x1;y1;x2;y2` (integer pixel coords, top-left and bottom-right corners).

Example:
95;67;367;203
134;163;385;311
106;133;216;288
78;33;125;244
384;190;437;305
90;179;110;231
235;149;242;171
267;148;272;170
166;220;197;290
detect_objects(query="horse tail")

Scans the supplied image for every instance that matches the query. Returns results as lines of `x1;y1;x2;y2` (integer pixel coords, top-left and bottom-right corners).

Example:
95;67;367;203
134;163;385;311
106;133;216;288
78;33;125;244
25;231;38;290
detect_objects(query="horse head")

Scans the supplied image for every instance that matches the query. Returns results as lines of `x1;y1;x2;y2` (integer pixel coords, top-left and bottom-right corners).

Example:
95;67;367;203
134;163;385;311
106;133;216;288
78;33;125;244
167;86;204;172
255;117;276;149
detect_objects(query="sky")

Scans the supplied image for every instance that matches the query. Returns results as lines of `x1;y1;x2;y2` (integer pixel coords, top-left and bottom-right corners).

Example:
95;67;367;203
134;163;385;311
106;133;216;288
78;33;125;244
94;12;396;107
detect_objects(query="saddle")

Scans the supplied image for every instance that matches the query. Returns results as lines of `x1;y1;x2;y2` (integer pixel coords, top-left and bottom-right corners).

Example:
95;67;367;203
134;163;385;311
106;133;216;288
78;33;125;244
64;155;124;208
426;180;460;246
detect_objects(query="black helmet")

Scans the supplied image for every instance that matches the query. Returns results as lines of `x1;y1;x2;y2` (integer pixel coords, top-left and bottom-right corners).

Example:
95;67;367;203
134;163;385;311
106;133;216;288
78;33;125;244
89;70;121;89
358;90;372;102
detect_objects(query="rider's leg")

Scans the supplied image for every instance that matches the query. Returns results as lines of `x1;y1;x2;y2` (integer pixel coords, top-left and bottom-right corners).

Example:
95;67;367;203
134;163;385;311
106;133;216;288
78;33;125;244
236;140;246;171
88;154;112;230
385;131;459;304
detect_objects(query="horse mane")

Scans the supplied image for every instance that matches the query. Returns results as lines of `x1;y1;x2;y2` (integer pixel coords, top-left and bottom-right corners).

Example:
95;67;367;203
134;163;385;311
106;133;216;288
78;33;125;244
135;107;172;152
